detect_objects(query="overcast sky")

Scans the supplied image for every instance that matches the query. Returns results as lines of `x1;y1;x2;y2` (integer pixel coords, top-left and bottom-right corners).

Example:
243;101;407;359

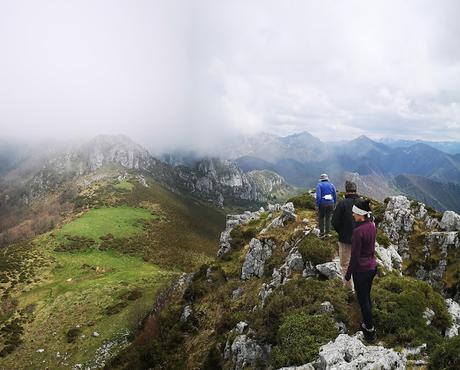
1;0;459;153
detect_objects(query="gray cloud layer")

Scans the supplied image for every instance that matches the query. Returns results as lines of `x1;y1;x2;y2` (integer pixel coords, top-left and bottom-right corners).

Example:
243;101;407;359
1;0;459;153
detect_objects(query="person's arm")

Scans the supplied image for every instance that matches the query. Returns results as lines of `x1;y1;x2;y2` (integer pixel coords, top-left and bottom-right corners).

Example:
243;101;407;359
331;202;342;231
345;229;362;281
315;183;321;208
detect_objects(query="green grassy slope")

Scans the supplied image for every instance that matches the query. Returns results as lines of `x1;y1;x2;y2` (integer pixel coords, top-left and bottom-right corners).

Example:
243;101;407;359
0;169;227;369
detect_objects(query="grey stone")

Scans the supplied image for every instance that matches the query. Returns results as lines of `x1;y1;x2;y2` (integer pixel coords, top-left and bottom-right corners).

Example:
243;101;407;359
232;287;243;300
423;308;435;326
227;335;270;370
440;211;460;231
181;305;192;322
277;364;315;370
375;243;402;272
445;298;460;338
316;261;342;280
319;301;335;314
241;238;274;280
381;196;415;256
236;321;248;334
318;334;406;369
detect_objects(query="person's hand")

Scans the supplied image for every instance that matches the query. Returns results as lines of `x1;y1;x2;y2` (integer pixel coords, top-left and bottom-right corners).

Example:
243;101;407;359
344;274;351;282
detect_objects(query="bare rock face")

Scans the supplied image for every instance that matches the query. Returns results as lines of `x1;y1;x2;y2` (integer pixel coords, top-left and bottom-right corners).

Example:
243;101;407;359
375;243;402;273
261;202;297;233
415;231;460;292
258;245;305;304
316;261;341;280
381;196;415;257
241;238;275;280
217;210;264;257
445;298;460;338
440;211;460;232
318;334;406;370
224;324;271;370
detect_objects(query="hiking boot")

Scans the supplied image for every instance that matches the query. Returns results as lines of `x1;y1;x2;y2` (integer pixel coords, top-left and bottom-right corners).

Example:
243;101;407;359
361;323;376;342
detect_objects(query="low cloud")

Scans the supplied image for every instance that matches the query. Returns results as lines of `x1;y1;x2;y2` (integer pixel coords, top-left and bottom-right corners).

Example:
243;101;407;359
1;0;459;152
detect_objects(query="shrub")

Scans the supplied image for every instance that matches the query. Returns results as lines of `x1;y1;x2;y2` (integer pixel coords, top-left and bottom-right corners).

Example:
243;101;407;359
202;345;223;370
183;265;210;302
376;229;391;247
373;275;451;349
298;235;336;266
229;225;257;249
287;193;316;210
429;335;460;370
272;311;337;367
66;327;82;343
253;278;353;345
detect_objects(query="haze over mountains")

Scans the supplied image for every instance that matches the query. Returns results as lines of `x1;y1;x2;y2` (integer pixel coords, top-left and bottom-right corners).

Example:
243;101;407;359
1;131;460;214
163;130;460;212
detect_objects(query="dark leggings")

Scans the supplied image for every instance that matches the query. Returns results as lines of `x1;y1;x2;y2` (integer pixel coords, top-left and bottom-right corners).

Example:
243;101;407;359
353;268;377;329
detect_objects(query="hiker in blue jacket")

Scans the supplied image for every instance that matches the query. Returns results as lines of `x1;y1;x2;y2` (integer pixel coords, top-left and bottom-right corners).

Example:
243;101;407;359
316;173;337;238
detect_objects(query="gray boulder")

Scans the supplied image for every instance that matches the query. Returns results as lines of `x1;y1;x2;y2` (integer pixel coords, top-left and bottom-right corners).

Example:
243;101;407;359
318;334;406;369
445;298;460;338
440;211;460;231
316;261;341;280
375;243;402;272
241;238;275;280
381;196;415;256
225;334;270;370
415;231;459;292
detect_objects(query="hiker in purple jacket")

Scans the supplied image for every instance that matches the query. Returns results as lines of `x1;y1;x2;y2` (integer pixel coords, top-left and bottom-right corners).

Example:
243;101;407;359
345;198;377;341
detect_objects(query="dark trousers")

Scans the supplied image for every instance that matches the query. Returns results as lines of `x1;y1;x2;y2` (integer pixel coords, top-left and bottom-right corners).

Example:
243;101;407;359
318;203;334;236
353;268;377;329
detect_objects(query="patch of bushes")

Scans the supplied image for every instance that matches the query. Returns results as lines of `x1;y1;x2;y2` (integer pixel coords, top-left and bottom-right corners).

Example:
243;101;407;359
287;193;316;210
272;311;337;368
373;275;451;350
376;229;391;247
0;317;24;356
370;200;386;226
66;327;82;343
426;205;442;221
120;289;143;301
106;301;129;315
253;278;354;344
183;265;211;302
54;235;95;252
298;235;336;266
429;335;460;370
229;225;258;249
202;344;223;370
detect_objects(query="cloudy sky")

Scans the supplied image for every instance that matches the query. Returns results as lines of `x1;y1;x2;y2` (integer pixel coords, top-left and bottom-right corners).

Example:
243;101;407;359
1;0;459;152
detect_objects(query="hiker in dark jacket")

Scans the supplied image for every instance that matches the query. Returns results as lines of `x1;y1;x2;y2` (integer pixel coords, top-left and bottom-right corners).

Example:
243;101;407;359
331;181;360;289
315;173;336;238
345;198;377;342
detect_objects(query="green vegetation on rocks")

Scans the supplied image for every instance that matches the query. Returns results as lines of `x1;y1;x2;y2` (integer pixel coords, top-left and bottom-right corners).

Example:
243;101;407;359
373;275;451;349
429;335;460;370
272;311;337;367
298;234;337;265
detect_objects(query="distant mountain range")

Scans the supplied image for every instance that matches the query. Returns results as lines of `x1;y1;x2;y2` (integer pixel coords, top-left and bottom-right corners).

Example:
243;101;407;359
378;138;460;155
0;135;298;211
170;131;460;212
2;132;460;213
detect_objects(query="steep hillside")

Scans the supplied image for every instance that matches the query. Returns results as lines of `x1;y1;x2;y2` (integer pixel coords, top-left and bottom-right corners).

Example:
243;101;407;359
109;193;460;369
0;169;227;369
0;135;297;247
394;174;460;213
